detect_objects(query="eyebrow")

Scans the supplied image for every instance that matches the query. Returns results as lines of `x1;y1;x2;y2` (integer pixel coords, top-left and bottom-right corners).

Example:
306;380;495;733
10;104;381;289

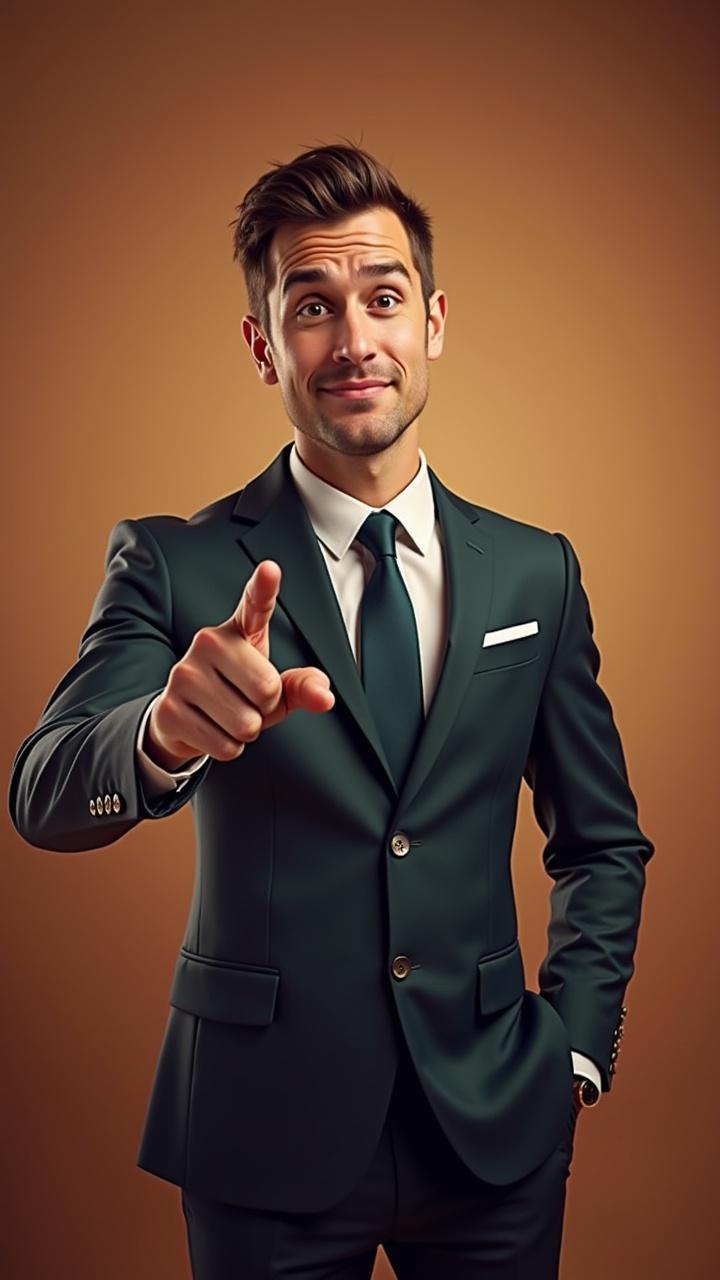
281;259;412;299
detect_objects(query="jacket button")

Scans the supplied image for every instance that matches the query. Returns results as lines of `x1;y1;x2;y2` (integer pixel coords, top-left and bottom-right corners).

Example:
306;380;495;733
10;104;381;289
392;955;412;980
389;831;411;857
96;795;104;815
89;799;96;816
112;793;122;814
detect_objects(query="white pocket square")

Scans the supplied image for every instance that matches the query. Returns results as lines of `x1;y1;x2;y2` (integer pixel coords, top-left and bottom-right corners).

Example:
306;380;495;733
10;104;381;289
482;619;539;647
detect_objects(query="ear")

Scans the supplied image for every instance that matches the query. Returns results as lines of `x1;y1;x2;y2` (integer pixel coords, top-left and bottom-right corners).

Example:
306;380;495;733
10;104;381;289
242;315;279;386
427;290;448;362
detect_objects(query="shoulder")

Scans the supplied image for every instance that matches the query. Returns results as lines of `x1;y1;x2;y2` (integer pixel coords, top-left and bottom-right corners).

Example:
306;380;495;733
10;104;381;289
439;480;571;574
116;487;243;558
432;474;586;620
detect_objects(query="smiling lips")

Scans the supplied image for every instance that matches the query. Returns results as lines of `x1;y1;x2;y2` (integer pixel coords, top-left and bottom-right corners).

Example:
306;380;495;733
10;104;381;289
322;380;391;398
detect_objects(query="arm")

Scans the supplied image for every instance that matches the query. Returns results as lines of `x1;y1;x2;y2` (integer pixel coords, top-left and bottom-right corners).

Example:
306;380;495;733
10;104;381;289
523;531;655;1092
8;518;213;852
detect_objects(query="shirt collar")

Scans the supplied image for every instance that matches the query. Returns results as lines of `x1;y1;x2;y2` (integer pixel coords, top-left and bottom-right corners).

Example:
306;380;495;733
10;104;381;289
288;440;436;561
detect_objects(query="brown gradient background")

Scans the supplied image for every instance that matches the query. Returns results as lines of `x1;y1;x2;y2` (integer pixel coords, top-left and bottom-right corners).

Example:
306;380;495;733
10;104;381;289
3;1;717;1276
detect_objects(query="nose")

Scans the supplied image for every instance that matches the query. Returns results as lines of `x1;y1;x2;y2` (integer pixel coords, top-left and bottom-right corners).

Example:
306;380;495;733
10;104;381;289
331;305;378;367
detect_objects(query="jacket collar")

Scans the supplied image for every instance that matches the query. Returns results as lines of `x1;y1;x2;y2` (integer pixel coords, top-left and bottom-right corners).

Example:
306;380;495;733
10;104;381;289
287;440;436;561
230;441;494;811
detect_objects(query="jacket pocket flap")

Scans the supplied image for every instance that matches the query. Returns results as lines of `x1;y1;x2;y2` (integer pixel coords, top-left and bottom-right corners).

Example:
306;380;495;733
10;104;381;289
169;948;280;1025
477;940;525;1016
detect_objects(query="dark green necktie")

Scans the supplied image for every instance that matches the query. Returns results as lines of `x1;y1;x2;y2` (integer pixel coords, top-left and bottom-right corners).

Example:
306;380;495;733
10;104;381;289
355;510;424;791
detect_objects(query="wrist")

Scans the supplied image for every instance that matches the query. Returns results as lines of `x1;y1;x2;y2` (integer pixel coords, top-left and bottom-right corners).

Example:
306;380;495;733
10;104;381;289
143;713;197;772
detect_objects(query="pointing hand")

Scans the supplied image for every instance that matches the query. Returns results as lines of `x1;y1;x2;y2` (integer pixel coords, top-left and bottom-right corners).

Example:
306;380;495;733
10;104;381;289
145;560;334;769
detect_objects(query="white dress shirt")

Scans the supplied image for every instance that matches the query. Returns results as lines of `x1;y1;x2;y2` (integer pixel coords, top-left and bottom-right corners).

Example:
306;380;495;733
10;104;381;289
135;441;603;1094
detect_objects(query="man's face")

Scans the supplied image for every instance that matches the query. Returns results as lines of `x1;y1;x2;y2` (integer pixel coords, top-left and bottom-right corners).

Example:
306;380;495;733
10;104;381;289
242;206;447;457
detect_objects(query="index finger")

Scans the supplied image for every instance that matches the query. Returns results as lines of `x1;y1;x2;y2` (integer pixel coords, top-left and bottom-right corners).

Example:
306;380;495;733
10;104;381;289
233;560;282;641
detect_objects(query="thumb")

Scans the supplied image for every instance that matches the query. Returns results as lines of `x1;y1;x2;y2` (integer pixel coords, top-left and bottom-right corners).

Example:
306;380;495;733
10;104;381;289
264;667;335;727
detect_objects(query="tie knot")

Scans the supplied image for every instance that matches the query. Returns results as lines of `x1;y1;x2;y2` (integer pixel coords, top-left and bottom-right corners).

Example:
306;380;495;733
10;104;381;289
355;510;400;562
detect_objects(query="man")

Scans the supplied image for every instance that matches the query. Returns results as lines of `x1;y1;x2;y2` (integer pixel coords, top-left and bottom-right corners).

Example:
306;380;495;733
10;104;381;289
9;143;655;1278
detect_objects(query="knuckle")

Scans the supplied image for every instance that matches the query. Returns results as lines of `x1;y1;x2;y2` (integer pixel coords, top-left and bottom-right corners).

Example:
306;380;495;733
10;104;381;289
257;674;281;708
194;626;222;655
169;662;196;696
236;707;264;741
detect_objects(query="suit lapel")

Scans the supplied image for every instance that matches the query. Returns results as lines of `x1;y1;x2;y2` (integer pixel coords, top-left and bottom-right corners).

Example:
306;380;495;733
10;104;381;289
231;442;494;810
400;470;493;811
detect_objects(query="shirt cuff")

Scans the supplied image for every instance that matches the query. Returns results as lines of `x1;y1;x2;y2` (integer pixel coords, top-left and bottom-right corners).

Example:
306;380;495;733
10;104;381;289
570;1050;603;1095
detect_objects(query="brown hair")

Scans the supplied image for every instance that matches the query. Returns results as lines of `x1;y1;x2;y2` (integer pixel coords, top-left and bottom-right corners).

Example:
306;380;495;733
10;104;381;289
230;138;435;341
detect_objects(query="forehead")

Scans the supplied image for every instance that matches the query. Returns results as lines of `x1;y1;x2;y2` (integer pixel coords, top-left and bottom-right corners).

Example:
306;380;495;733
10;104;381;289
268;206;418;299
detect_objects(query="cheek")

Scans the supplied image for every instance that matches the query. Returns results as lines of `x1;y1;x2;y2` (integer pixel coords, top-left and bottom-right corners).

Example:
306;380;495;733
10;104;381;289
285;339;325;387
391;325;427;365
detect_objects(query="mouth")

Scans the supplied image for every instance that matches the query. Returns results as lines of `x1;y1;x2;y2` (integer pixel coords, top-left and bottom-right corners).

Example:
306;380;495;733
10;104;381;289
320;382;391;399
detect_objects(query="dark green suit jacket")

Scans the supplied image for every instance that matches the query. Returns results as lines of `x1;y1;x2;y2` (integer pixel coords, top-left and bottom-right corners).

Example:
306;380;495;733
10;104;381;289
8;441;655;1212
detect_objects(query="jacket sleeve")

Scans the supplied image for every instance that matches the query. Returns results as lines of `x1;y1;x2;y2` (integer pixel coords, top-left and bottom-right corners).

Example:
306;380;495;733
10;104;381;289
523;531;655;1091
7;518;213;852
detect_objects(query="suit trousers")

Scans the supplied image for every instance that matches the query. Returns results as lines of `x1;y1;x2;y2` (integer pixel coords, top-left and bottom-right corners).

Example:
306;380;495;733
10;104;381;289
180;1026;579;1280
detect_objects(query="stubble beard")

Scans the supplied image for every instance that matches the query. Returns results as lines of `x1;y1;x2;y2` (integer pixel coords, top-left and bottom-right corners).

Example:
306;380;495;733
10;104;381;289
289;372;430;458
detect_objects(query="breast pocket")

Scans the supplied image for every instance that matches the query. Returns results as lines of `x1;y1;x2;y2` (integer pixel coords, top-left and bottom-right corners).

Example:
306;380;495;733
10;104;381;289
473;632;540;675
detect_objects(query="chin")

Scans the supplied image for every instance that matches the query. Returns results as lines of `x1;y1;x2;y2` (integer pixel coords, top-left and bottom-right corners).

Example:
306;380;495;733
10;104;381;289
333;421;408;454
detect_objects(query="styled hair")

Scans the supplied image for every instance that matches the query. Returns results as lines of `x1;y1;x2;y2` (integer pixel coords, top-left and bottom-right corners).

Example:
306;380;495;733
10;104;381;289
229;138;435;341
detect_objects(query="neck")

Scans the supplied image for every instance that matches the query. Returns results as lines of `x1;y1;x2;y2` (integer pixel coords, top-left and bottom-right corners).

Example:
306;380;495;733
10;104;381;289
293;427;421;506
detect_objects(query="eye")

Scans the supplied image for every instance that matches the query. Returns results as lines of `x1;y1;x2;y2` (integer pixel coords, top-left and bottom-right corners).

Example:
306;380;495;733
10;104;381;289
296;293;402;318
297;301;329;318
